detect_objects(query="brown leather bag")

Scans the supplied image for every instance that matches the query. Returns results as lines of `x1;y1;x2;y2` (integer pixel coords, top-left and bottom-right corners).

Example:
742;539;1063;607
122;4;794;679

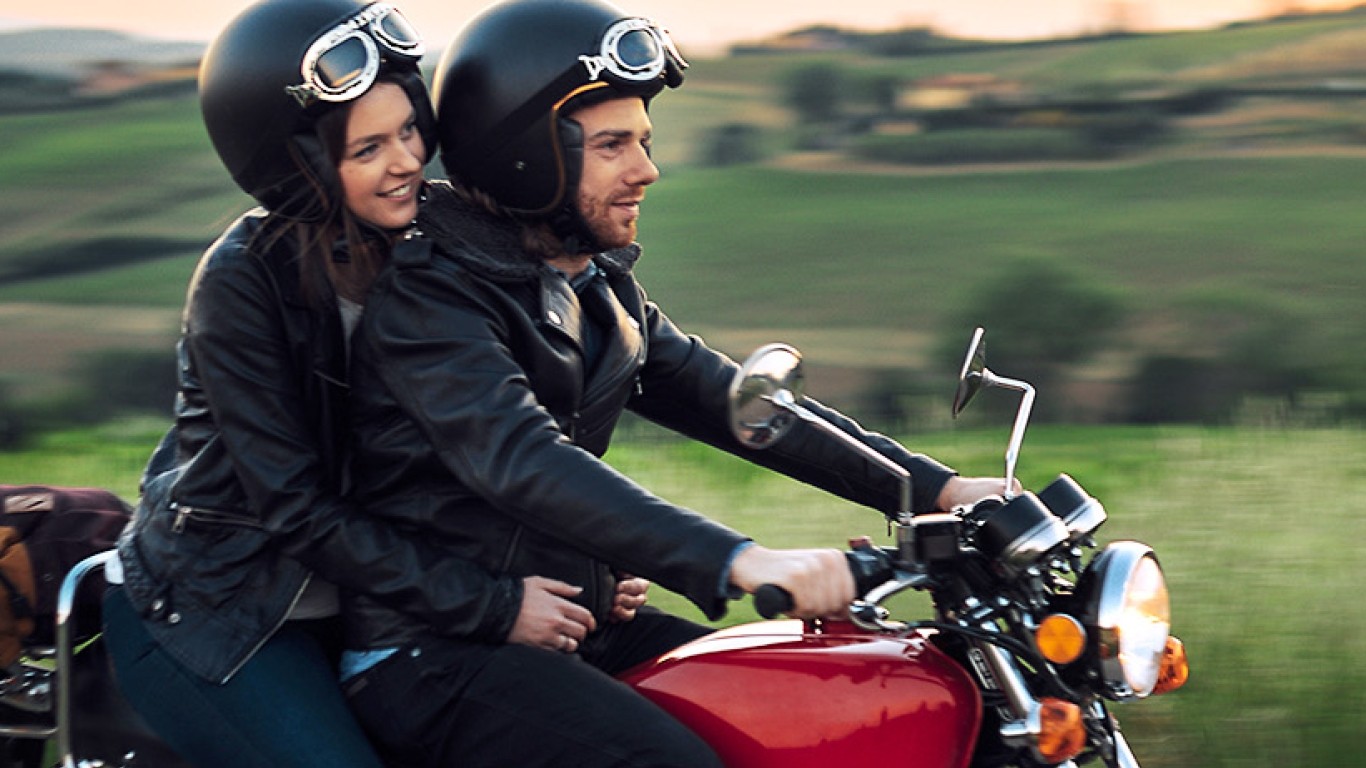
0;485;132;666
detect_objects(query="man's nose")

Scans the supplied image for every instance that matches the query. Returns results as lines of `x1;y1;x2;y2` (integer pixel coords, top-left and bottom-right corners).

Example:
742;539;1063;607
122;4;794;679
630;146;659;186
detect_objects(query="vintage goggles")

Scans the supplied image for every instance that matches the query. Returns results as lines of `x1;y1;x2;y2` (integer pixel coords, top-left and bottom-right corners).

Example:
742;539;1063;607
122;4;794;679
578;17;687;85
287;2;424;107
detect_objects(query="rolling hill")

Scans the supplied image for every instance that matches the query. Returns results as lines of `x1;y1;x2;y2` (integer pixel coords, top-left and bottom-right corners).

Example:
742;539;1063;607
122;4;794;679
2;10;1365;421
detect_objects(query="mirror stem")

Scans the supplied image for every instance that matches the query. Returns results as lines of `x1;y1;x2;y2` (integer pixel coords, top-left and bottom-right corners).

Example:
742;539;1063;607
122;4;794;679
980;372;1033;500
770;390;912;517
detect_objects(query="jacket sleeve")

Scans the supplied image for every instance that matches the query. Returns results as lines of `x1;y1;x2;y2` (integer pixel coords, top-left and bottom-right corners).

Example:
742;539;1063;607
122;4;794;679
181;241;521;642
626;294;957;516
356;261;749;620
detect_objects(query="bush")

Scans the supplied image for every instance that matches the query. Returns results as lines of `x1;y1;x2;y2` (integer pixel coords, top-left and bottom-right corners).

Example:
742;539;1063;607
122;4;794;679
1073;109;1169;151
939;260;1126;422
0;384;31;449
856;126;1110;165
0;69;77;114
698;123;764;167
1126;355;1237;424
781;62;847;124
67;348;178;423
1124;286;1343;424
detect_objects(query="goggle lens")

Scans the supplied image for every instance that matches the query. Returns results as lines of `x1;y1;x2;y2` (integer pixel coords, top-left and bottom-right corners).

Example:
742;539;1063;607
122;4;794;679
614;28;661;72
313;35;371;91
374;10;422;51
578;18;685;85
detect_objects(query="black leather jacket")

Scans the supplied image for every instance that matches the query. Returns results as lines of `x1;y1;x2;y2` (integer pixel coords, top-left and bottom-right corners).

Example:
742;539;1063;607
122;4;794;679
344;183;957;650
116;208;521;683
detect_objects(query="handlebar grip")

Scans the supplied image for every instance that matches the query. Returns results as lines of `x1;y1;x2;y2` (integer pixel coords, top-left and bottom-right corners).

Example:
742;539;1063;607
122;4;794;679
753;584;794;619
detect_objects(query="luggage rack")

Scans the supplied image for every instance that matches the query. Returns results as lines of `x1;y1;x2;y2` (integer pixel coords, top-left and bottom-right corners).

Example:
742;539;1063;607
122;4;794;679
0;551;187;768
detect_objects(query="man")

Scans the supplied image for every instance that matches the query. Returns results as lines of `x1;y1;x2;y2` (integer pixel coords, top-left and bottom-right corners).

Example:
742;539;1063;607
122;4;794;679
340;1;1009;765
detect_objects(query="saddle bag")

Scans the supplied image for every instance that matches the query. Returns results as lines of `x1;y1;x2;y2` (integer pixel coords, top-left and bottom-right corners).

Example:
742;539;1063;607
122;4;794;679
0;485;132;666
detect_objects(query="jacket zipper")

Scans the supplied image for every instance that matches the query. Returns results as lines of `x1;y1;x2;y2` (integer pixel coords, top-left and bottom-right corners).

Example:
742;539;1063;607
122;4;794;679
169;503;266;533
219;573;310;684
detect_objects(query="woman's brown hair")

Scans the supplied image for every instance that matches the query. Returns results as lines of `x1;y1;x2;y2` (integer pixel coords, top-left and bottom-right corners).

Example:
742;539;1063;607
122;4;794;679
260;73;416;307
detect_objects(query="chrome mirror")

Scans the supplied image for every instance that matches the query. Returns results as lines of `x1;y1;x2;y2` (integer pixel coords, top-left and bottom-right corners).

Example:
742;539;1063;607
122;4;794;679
952;326;987;417
728;343;805;450
950;327;1034;500
729;342;912;520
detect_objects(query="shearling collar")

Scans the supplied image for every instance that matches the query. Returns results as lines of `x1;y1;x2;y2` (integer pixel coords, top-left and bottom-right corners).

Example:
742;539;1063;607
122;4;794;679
416;179;641;281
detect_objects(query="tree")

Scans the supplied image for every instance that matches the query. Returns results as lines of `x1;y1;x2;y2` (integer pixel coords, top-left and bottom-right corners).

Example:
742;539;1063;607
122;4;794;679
939;259;1125;421
782;62;846;125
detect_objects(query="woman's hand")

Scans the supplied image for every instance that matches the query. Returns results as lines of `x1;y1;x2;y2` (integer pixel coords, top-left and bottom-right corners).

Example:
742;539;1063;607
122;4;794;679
507;576;596;654
610;574;650;623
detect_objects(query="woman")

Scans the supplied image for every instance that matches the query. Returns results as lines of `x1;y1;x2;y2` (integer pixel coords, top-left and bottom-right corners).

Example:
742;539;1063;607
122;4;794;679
100;2;521;766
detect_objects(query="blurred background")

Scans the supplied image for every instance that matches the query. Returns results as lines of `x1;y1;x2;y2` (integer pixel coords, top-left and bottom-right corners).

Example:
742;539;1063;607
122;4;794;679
2;1;1365;766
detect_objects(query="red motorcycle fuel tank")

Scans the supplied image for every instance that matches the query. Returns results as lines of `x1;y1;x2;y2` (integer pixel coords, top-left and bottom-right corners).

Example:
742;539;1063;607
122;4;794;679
620;619;981;768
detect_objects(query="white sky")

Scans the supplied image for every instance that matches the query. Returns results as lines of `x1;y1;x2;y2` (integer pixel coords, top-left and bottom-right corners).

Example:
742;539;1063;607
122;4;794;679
2;1;1360;55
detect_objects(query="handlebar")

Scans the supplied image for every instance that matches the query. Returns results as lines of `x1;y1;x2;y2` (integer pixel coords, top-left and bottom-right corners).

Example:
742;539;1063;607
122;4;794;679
753;584;793;619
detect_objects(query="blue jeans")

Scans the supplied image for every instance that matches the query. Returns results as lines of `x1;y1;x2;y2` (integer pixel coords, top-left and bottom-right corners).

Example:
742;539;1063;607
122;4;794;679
102;586;383;768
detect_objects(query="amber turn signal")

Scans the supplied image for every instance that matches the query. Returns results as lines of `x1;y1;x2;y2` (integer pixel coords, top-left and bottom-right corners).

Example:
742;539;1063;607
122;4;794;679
1035;697;1086;763
1035;613;1086;665
1153;636;1189;695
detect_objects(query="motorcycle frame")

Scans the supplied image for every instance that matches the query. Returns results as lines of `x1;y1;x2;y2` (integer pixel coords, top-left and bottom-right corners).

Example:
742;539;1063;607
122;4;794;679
0;549;183;768
53;551;113;768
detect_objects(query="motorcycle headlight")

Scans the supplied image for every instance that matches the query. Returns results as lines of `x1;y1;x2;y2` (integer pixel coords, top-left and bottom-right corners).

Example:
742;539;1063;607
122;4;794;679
1078;541;1170;701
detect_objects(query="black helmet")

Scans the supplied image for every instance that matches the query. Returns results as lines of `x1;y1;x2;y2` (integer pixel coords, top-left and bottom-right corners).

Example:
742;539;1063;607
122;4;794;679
432;0;686;216
199;0;436;220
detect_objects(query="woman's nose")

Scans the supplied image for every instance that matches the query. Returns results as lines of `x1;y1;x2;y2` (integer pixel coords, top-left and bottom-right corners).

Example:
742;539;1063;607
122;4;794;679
391;141;424;175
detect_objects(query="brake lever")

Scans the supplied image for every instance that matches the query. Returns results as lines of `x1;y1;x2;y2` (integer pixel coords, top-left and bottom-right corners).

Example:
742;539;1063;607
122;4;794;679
846;542;930;632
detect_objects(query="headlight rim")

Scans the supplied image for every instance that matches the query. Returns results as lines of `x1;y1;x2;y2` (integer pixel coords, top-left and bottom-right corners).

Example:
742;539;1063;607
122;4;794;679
1079;540;1171;701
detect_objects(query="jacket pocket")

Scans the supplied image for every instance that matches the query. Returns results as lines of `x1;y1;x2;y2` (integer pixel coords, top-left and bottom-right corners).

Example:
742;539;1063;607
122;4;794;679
166;503;266;534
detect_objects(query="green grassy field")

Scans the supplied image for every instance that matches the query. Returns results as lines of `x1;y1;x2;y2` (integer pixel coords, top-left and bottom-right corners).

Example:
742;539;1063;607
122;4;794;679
4;150;1366;405
3;419;1362;767
2;14;1366;764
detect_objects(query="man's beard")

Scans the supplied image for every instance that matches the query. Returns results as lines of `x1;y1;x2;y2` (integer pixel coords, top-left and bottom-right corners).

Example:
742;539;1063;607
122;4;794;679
577;193;635;250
